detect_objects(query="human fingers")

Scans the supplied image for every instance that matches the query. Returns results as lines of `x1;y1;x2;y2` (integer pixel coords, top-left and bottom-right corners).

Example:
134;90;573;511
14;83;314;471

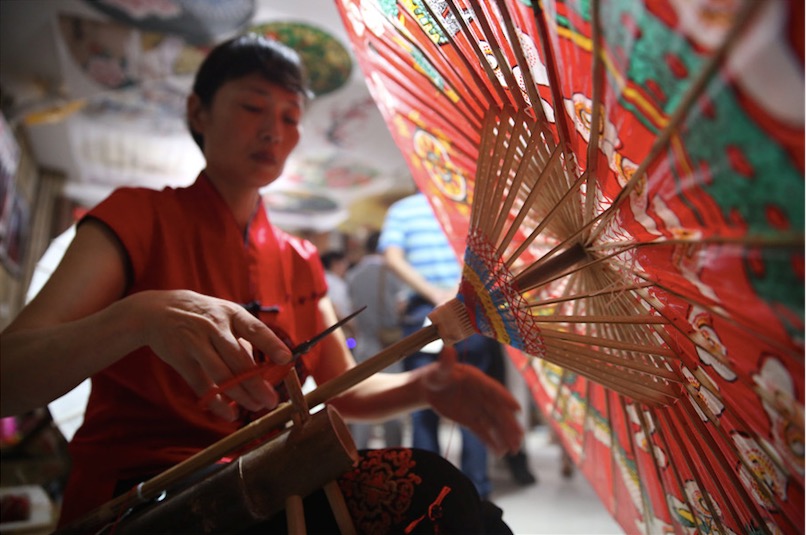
193;340;270;413
476;371;524;451
209;333;279;410
230;308;293;365
174;354;239;421
483;400;525;455
452;364;524;454
464;397;523;456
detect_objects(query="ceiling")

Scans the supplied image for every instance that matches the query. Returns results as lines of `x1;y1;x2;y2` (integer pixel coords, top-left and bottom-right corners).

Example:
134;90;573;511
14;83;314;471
0;0;414;232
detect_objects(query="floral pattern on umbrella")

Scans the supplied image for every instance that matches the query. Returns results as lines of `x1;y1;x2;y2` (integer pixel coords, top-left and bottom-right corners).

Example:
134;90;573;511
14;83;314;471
336;0;804;533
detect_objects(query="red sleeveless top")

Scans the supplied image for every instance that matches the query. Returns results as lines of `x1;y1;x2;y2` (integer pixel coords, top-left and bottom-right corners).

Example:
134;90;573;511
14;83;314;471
59;174;327;525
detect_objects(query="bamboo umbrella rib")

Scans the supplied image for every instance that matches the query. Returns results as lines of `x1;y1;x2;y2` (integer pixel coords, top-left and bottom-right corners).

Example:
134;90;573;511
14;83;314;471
656;408;732;535
588;233;804;250
616;397;659;532
541;342;680;398
496;142;564;261
609;280;676;364
469;112;497;231
368;0;491;125
585;272;673;363
535;314;667;324
529;281;655;309
503;165;587;270
485;113;535;233
396;1;495;121
589;0;767;244
443;0;510;107
631;285;736;364
466;0;529;111
471;110;510;231
488;142;547;242
540;355;675;412
633;406;678;533
677;397;777;534
493;0;550;125
368;28;488;135
585;303;672;368
607;308;671;368
583;0;605;236
545;337;682;384
540;336;680;380
540;328;676;359
371;51;483;146
633;278;802;362
531;2;573;151
539;348;677;405
417;0;504;112
479;112;521;229
489;118;553;242
684;385;793;527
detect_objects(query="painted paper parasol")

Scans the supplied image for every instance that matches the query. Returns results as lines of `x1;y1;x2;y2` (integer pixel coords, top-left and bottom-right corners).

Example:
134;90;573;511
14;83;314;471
336;0;804;533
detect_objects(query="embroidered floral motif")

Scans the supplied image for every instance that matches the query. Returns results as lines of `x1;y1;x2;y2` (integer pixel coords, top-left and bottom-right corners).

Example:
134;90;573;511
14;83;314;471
339;449;422;534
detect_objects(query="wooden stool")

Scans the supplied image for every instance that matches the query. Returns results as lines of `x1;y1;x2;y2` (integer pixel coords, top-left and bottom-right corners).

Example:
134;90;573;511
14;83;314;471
112;369;360;534
282;370;357;535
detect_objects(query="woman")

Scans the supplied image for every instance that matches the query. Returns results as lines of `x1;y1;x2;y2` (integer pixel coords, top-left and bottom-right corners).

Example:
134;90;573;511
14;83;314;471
0;35;523;532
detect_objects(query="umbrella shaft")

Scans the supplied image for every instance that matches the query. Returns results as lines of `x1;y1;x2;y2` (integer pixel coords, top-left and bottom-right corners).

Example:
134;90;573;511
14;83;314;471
515;242;587;290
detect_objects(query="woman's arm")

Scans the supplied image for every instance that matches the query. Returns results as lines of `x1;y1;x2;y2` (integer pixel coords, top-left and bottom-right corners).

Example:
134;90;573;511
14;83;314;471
310;298;524;456
383;245;455;306
1;221;292;419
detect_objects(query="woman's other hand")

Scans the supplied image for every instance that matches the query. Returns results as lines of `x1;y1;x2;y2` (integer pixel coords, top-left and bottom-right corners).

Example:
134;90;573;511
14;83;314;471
422;346;524;456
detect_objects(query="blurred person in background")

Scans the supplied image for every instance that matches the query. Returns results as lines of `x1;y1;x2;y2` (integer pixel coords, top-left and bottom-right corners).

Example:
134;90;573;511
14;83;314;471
321;249;355;340
379;191;502;500
345;230;407;449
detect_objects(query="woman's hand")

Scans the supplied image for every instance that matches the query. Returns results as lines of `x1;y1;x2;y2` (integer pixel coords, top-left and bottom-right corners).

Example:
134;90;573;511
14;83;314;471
134;290;293;421
422;346;524;456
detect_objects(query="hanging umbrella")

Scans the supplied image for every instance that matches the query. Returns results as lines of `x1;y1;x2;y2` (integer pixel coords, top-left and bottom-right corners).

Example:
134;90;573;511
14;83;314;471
83;0;255;46
335;0;804;533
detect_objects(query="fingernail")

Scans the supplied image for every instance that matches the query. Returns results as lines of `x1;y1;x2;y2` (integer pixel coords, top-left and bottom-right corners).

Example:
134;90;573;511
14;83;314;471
211;401;237;422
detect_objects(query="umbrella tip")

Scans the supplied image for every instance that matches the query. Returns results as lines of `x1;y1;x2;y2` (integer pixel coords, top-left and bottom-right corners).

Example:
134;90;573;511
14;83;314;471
428;298;475;346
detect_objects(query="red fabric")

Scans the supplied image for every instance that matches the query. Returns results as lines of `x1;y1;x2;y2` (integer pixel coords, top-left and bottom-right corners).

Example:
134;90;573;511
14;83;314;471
59;174;327;525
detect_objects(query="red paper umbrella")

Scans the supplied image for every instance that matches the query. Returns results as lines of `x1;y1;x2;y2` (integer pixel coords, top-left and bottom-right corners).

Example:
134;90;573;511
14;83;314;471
337;0;804;533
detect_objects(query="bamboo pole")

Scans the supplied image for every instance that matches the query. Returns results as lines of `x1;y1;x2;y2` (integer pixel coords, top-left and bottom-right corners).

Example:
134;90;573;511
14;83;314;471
58;326;440;534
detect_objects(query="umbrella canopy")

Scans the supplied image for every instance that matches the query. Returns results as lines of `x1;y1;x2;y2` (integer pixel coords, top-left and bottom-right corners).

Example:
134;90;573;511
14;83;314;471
336;0;804;533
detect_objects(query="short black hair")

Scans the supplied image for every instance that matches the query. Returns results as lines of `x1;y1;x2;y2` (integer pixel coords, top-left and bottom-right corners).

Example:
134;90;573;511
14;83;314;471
189;33;312;150
321;250;346;270
365;231;381;254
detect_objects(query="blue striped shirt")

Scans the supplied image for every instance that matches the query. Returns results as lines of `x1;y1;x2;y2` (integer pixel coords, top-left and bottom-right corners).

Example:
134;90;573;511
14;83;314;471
379;193;460;290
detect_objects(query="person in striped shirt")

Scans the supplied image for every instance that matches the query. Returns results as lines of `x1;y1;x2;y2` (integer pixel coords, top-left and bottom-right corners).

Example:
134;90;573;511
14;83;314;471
380;191;502;500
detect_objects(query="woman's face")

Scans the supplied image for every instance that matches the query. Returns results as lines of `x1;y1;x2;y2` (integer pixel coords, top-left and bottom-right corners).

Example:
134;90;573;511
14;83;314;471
189;72;303;189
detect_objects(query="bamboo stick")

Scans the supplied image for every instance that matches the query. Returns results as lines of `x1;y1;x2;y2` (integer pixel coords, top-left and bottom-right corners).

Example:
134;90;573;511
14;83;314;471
540;329;676;358
59;326;440;534
582;0;605;238
540;337;680;379
535;314;667;324
589;0;767;243
324;481;357;535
